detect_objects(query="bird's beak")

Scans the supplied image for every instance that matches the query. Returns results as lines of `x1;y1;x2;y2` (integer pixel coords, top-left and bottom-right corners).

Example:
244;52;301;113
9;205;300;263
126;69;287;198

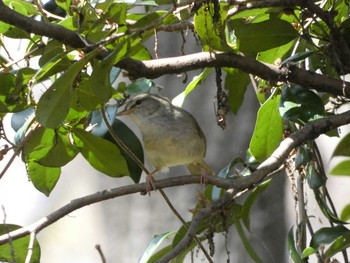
117;108;132;116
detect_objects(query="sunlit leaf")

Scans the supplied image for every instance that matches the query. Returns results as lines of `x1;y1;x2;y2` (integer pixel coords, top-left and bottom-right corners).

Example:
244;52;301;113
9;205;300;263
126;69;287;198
22;126;78;167
329;159;350;176
27;161;61;196
332;132;350;157
224;68;250;114
325;232;350;258
301;247;317;259
229;18;298;54
172;68;213;107
250;93;283;161
0;224;41;263
194;2;231;51
258;39;295;64
340;204;350;222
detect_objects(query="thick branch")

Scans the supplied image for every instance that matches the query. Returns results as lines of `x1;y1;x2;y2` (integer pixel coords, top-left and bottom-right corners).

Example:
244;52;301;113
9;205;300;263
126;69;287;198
117;52;350;98
0;0;86;48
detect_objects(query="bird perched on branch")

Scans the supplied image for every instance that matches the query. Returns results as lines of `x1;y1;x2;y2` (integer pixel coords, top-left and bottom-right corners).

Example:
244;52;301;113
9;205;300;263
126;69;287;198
117;93;214;192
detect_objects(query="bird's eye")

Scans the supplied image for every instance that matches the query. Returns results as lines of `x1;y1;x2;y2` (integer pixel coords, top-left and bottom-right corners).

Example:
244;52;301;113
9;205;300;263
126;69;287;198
135;99;143;105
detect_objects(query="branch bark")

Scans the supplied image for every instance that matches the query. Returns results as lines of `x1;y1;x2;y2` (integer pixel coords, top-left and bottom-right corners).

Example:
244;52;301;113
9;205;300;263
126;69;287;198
0;0;86;48
117;52;350;98
1;0;349;98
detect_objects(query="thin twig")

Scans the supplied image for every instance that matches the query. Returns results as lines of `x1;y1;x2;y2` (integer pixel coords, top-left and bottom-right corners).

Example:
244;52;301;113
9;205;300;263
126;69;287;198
95;244;107;263
0;119;39;180
24;232;36;263
2;205;16;262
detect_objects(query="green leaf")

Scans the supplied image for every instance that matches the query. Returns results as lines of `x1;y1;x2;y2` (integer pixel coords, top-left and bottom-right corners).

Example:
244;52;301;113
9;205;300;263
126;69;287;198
88;36;141;103
287;226;303;263
172;68;213;107
22;126;79;167
126;78;157;94
310;225;350;249
4;0;39;16
301;247;317;259
27;161;61;196
71;78;105;111
0;224;41;263
340;204;350;222
249;93;283;161
106;3;127;24
229;18;298;54
139;232;175;263
229;8;270;20
103;119;143;183
258;39;295;64
325;232;350;258
279;84;325;124
281;50;315;65
55;0;72;15
194;2;231;51
131;10;165;30
35;52;71;83
73;128;129;177
0;72;28;113
314;189;346;224
224;68;250;114
329;159;350;176
332;132;350;157
147;244;173;263
306;163;326;189
36;49;100;128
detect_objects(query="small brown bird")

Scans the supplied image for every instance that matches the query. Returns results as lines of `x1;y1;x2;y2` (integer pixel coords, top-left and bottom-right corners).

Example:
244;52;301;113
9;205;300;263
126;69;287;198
117;93;213;191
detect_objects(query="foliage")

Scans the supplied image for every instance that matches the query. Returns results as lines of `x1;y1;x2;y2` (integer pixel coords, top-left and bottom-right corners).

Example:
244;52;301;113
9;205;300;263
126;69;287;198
0;0;350;262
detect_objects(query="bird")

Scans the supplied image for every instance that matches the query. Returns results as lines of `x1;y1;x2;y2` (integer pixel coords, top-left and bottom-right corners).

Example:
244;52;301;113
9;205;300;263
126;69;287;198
117;93;214;192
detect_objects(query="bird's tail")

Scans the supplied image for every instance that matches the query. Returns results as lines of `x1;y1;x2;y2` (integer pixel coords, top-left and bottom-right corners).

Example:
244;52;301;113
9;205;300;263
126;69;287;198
186;160;215;176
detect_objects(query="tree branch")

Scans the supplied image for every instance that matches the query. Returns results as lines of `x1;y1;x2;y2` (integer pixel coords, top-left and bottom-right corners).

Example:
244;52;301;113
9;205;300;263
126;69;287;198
0;0;87;48
117;52;350;98
1;0;349;98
